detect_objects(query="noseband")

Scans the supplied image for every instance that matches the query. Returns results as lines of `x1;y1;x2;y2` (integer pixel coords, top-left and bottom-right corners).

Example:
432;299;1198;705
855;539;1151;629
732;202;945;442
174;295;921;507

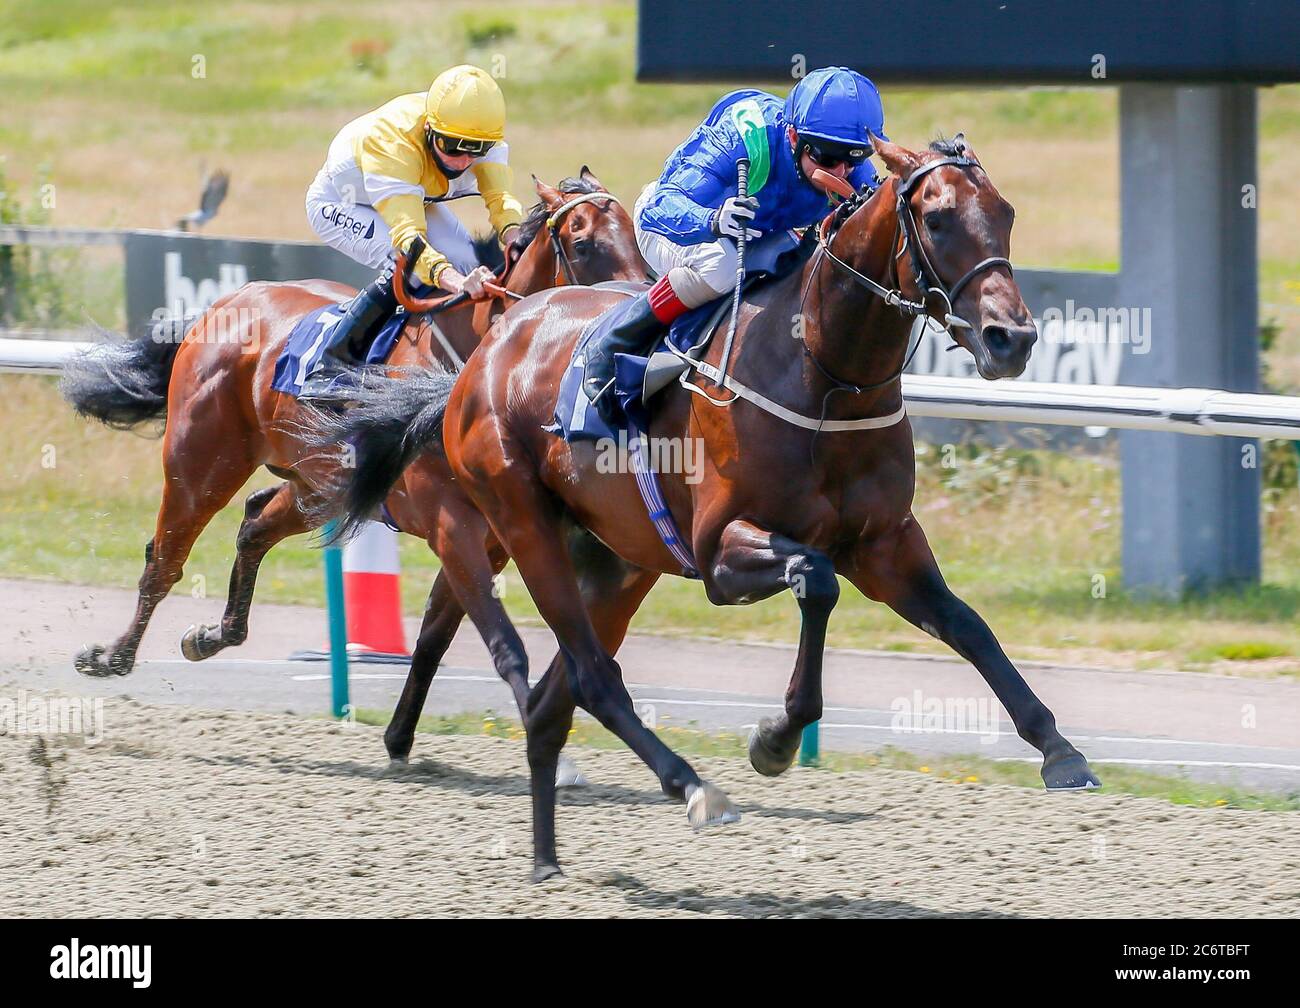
544;190;623;285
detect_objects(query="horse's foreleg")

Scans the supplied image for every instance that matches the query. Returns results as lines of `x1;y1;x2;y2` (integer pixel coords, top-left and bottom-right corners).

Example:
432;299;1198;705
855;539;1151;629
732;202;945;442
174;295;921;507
180;481;313;662
847;516;1100;791
702;519;839;777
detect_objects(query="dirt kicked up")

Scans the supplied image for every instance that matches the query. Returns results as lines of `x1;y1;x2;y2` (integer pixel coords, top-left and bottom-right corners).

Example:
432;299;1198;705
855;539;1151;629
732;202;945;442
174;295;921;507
1;695;1295;918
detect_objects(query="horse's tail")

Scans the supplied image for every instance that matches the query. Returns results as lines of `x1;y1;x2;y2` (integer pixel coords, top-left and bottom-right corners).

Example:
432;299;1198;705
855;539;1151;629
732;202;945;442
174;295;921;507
59;320;188;431
303;365;460;543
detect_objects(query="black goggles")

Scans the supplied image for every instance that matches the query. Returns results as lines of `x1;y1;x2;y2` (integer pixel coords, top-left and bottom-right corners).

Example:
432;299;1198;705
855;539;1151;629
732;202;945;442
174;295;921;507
802;139;869;169
432;132;496;158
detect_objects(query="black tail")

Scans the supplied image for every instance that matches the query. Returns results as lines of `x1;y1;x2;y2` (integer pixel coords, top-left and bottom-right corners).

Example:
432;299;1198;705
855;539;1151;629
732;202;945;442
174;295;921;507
302;365;460;543
59;321;186;431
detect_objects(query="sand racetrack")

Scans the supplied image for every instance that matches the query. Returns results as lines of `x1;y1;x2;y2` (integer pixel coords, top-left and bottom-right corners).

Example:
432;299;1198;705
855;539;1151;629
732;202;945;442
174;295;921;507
1;696;1296;918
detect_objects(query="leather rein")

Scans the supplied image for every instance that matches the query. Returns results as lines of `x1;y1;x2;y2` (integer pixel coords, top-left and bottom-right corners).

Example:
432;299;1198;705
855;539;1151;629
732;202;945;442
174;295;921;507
392;189;623;314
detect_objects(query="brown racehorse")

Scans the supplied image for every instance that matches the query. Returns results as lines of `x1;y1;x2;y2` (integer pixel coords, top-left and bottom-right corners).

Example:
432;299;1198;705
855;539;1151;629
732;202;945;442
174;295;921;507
61;170;644;769
321;135;1101;881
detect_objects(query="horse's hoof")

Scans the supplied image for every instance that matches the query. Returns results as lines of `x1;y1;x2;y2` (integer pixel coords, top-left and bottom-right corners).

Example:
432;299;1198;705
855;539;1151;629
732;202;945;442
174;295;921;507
686;780;740;829
1042;751;1102;791
74;644;130;678
180;623;222;662
748;717;797;777
531;863;565;884
554;754;588;789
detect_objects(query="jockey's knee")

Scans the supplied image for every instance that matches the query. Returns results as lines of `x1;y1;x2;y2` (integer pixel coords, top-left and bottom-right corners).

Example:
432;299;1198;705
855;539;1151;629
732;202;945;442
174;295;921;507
665;243;738;308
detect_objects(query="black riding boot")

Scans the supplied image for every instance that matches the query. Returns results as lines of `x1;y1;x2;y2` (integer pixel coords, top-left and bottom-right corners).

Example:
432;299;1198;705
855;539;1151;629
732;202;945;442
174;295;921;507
300;267;398;398
582;291;664;425
326;268;398;364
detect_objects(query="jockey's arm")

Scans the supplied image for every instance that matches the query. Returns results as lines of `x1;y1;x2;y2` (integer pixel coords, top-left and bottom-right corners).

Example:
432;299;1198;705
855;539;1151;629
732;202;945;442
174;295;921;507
470;146;524;245
357;128;455;288
372;193;449;287
638;131;745;245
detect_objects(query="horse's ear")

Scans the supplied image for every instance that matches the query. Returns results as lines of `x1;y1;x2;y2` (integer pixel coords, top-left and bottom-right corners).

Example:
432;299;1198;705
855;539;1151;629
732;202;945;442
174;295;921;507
870;135;923;179
954;132;981;164
533;176;563;208
579;165;605;190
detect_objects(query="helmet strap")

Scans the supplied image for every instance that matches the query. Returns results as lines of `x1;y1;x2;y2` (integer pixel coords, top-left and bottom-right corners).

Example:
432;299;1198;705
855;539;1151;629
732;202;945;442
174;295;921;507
426;126;470;180
791;134;815;187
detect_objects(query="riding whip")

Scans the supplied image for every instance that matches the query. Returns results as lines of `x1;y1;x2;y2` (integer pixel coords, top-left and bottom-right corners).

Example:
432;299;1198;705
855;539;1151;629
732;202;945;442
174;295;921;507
714;157;749;392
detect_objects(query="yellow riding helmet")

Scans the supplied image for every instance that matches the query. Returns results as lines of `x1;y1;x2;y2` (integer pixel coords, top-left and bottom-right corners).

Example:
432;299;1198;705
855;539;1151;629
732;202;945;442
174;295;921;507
425;65;506;142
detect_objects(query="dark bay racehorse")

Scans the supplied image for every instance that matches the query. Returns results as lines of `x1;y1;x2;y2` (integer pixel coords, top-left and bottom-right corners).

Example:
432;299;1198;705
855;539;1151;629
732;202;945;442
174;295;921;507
323;135;1101;881
61;170;645;769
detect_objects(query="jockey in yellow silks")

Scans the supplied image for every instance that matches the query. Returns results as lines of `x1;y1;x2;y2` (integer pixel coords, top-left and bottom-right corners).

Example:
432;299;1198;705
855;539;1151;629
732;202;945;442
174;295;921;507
304;64;524;372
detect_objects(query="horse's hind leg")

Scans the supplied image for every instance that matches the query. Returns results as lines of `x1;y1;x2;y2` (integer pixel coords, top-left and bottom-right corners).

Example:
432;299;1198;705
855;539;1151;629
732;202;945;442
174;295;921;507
456;438;735;865
76;438;257;677
180;480;313;662
524;531;662;880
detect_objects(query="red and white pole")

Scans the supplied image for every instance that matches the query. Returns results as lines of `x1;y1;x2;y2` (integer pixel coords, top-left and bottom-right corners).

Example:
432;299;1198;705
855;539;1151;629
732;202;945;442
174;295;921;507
340;521;409;660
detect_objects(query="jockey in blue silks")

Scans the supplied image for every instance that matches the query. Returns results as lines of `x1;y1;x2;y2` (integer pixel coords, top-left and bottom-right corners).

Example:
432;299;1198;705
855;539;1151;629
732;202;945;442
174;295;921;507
582;66;889;421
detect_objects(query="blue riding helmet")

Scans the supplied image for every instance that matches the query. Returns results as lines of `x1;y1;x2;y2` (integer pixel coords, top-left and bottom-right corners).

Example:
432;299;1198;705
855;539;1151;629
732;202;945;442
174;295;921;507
784;66;889;149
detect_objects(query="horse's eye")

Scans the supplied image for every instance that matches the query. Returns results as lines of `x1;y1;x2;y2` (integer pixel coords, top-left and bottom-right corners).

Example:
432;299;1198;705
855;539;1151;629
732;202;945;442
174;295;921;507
924;211;944;231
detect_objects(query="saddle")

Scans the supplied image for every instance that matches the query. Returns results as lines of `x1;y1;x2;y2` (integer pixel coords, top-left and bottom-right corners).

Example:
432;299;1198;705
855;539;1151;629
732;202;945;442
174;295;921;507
549;228;816;444
270;300;411;399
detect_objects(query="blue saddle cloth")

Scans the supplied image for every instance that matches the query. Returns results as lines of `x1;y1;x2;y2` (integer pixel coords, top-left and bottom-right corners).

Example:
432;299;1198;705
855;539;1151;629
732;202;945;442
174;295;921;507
549;229;810;442
271;299;409;397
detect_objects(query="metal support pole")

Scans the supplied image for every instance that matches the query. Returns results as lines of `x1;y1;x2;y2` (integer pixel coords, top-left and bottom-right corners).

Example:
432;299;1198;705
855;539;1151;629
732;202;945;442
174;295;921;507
1118;84;1261;595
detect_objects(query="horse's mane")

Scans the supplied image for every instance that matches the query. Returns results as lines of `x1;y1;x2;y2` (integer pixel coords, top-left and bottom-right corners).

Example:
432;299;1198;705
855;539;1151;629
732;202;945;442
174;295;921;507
470;231;505;270
513;175;604;249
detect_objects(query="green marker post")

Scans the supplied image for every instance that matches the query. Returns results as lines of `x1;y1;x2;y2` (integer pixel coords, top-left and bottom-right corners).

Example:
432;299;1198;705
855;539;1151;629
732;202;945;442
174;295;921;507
322;520;351;720
800;720;820;766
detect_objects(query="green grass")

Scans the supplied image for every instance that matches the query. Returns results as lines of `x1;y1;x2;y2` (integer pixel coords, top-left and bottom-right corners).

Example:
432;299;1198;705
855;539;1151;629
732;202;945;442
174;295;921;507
1191;641;1293;663
350;707;1300;813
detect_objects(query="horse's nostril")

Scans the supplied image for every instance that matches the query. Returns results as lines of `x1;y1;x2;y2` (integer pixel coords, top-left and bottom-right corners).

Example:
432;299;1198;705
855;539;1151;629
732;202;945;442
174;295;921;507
983;326;1012;356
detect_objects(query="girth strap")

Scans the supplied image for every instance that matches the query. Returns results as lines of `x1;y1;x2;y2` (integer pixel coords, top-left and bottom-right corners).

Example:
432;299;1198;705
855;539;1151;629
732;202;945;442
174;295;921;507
624;415;699;578
676;349;908;432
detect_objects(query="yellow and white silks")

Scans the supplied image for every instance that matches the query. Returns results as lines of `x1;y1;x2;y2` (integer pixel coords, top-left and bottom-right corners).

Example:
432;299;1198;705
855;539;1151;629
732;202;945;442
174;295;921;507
305;92;523;287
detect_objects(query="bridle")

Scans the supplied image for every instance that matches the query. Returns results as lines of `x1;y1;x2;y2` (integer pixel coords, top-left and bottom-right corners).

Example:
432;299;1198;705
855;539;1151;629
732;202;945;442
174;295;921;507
675;152;1014;435
543;190;622;285
803;153;1013;393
